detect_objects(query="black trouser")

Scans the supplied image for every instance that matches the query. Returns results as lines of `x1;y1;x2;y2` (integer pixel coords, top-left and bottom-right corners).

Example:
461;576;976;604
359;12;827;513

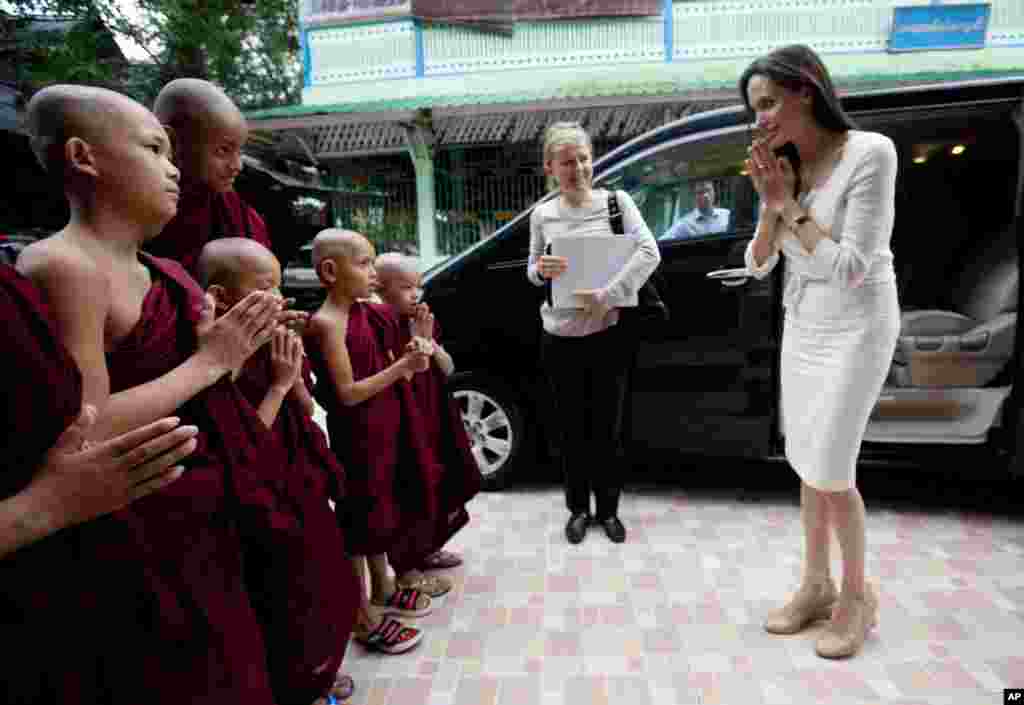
541;325;631;520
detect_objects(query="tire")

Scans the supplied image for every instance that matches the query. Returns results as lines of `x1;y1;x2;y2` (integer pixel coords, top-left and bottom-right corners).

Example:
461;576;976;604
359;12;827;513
449;374;526;491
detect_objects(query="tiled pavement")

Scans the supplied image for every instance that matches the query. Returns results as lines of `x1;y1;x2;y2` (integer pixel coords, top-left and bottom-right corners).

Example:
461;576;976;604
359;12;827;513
337;482;1024;705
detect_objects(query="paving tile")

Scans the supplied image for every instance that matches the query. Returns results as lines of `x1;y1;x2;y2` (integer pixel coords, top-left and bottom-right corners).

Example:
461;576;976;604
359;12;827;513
333;484;1024;705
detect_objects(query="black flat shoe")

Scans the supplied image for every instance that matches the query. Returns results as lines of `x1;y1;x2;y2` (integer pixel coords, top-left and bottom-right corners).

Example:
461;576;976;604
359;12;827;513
598;516;626;543
565;512;590;544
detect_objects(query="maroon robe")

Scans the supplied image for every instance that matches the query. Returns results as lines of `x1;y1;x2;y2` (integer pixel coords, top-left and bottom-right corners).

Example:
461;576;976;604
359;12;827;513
305;301;439;556
82;253;284;705
146;188;273;279
0;265;96;705
233;348;360;705
387;317;481;575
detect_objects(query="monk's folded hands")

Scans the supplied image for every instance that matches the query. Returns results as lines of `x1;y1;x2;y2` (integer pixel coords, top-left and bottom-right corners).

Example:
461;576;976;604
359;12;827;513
27;414;197;536
195;290;281;377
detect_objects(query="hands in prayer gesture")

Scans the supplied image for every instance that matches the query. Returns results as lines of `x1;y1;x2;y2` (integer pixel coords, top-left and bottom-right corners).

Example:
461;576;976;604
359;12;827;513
270;326;305;392
746;138;797;215
411;303;435;340
195;291;281;377
30;407;196;534
276;298;310;333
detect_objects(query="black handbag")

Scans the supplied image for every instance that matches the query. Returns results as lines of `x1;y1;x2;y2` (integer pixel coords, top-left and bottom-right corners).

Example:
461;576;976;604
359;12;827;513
607;191;670;329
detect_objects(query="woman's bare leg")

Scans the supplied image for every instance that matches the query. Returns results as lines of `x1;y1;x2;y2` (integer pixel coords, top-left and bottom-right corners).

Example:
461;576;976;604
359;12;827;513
827;486;866;600
816;485;876;658
764;479;837;634
801;481;832;584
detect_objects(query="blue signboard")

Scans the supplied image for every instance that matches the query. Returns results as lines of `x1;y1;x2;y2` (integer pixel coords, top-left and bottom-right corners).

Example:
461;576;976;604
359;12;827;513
889;4;990;53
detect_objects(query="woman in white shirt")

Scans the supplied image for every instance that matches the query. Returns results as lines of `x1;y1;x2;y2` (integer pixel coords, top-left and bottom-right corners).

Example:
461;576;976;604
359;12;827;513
527;122;660;545
741;45;899;659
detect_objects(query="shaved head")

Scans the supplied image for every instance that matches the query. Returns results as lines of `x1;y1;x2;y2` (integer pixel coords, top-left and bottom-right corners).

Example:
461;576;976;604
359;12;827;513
375;252;420;283
197;237;277;289
26;84;149;175
153;78;245;138
312;229;371;270
153;79;246;193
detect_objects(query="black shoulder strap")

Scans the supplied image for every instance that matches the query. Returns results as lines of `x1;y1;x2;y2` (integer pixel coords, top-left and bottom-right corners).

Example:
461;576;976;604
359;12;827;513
608;190;624;235
544;241;553;307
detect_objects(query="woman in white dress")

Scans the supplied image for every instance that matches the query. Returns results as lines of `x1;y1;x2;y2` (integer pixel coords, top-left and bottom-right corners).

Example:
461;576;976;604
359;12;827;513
740;45;900;658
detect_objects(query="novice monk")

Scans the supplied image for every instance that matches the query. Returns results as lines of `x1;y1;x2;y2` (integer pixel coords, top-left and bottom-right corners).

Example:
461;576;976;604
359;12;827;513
0;264;197;704
304;228;440;653
196;237;360;704
18;84;286;705
147;78;273;278
374;252;481;584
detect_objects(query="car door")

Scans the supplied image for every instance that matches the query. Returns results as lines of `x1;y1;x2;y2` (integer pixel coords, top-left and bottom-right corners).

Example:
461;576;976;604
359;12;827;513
598;126;781;457
427;212;548;375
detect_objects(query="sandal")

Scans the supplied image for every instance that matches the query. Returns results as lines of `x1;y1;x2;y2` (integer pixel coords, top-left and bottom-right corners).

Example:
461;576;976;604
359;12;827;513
370;587;433;618
397;573;453;599
327;674;355;702
420;550;463;570
353;615;423;654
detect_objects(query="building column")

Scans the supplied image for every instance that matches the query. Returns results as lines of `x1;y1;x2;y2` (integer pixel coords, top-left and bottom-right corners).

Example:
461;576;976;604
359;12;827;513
402;118;440;267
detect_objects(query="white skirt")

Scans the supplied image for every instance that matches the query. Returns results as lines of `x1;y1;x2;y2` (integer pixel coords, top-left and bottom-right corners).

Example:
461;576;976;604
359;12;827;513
781;280;900;491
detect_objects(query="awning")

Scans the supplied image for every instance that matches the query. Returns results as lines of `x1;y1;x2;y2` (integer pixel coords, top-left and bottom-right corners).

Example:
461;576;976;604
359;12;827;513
253;99;731;160
240;154;385;196
433;102;723;145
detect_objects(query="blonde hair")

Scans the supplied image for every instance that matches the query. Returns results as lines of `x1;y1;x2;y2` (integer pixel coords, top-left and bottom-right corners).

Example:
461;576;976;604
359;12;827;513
542;121;592;162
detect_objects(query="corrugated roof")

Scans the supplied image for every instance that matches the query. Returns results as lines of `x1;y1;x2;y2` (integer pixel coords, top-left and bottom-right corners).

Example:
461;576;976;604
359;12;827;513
309;121;408;156
430;102;725;146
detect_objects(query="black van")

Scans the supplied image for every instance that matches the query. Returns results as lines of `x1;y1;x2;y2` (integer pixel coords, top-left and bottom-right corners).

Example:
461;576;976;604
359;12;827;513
422;77;1024;490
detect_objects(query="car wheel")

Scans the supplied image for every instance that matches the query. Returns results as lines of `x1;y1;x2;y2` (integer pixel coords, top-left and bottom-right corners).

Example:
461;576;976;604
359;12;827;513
449;375;525;491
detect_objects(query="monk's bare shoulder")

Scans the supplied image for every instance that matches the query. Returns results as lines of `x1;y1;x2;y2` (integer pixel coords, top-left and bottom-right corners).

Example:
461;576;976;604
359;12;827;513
309;303;347;340
306;308;328;340
16;234;111;307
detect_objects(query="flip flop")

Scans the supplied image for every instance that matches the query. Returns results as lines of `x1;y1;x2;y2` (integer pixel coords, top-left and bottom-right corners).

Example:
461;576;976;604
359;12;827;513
420;550;463;570
370;587;433;618
353;615;422;654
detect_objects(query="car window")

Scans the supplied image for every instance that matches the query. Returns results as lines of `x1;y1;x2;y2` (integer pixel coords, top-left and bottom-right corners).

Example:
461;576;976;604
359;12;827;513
289;246;314;269
599;129;757;243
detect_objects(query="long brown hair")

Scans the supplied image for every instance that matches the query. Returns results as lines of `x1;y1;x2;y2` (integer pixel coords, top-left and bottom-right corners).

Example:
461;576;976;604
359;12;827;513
738;44;856;132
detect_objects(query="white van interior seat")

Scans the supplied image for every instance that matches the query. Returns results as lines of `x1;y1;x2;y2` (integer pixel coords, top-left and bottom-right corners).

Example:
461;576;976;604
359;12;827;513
889;225;1017;387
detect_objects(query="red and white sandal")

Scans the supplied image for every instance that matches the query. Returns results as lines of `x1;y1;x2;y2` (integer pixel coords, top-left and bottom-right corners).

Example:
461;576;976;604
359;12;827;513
353;615;423;654
370;587;433;618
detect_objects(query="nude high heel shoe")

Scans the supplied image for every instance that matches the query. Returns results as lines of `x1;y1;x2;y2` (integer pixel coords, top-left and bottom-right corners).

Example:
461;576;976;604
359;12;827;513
815;582;878;659
764;577;838;635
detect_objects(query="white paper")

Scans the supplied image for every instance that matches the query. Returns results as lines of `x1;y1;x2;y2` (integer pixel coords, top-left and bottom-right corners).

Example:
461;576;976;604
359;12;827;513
550;235;636;309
